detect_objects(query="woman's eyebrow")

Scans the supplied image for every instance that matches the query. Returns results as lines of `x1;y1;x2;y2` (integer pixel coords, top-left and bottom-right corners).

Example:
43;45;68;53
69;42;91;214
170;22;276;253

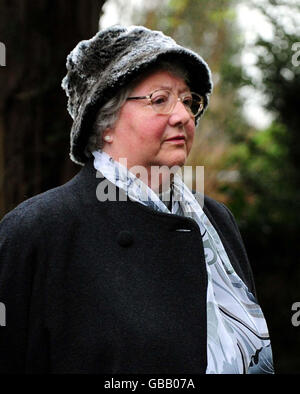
149;84;191;93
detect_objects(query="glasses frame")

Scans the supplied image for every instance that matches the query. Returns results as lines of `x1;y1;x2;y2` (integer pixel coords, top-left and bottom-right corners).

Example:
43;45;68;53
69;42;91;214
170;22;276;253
127;89;204;118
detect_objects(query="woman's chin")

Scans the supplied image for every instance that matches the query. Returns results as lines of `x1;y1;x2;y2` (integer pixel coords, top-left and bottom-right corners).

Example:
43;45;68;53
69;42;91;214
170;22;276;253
164;152;187;168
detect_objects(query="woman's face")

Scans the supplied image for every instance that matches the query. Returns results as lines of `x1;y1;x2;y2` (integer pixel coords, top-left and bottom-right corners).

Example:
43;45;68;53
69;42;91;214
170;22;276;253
103;70;196;172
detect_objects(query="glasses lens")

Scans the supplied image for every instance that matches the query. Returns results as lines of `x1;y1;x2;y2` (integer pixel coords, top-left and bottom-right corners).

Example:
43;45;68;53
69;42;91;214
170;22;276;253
150;90;172;114
189;93;204;116
150;90;204;116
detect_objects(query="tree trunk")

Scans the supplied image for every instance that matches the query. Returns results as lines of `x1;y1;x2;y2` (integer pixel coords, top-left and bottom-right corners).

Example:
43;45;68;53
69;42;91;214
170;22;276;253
0;0;107;217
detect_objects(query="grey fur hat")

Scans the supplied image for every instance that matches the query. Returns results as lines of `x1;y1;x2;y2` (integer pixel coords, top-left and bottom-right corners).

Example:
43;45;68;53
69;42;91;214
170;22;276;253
62;25;213;165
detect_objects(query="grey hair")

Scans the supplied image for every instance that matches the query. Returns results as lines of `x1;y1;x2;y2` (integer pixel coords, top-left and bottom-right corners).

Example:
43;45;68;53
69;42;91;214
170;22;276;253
84;60;190;157
84;86;132;156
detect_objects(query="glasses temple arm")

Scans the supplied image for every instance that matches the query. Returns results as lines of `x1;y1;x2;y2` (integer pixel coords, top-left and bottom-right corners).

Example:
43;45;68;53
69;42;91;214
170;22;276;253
127;95;149;100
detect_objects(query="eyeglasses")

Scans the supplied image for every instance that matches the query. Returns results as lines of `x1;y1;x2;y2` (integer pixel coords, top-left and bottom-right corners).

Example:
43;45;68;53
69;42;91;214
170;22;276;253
127;89;204;117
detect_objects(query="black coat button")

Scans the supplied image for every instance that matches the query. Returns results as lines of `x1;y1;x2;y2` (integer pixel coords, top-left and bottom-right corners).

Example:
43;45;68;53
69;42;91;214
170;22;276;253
117;231;134;247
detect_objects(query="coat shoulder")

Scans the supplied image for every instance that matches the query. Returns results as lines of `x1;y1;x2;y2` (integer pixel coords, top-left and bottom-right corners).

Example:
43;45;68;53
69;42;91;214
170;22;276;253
203;194;238;229
193;192;234;223
0;177;80;240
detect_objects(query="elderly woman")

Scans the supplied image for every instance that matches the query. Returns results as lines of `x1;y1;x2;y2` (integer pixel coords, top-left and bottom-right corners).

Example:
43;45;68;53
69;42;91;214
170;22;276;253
0;25;273;374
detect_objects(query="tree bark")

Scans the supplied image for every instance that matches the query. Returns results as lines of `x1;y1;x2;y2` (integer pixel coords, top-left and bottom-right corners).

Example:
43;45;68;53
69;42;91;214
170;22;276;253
0;0;107;217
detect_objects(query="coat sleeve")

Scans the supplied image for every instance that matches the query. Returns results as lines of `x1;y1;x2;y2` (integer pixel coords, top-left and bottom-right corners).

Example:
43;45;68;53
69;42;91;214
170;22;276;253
0;204;48;373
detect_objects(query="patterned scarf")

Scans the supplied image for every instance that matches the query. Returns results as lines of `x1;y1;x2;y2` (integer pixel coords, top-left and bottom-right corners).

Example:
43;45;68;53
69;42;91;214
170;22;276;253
92;150;274;374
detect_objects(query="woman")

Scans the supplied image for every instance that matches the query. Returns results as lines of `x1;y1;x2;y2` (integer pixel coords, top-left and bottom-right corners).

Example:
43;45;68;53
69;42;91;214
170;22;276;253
0;25;274;374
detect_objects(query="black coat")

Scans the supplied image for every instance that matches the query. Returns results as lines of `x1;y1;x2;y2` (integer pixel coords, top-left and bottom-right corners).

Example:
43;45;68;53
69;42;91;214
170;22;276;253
0;160;256;374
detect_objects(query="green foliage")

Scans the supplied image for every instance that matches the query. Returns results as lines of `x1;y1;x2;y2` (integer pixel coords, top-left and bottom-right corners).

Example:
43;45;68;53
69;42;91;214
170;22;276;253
223;122;297;227
222;0;300;229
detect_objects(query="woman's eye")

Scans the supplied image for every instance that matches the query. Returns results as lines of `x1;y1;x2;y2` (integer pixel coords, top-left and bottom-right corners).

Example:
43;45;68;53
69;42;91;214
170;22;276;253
152;95;168;105
182;97;193;107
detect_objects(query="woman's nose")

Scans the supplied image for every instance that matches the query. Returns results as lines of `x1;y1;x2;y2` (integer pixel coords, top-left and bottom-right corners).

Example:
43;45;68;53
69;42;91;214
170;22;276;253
168;99;191;127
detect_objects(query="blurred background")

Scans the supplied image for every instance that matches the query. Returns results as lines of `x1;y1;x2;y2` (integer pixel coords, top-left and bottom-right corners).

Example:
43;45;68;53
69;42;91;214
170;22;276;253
0;0;299;373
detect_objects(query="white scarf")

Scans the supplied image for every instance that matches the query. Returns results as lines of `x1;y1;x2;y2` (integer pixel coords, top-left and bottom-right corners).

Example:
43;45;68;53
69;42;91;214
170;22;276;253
92;150;274;374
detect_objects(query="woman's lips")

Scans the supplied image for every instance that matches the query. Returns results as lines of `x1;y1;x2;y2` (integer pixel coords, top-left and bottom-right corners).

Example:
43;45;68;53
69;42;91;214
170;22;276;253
165;135;186;144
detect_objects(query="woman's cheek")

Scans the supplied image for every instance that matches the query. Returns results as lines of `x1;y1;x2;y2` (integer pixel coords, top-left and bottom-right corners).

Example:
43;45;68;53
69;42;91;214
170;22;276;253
142;120;167;141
